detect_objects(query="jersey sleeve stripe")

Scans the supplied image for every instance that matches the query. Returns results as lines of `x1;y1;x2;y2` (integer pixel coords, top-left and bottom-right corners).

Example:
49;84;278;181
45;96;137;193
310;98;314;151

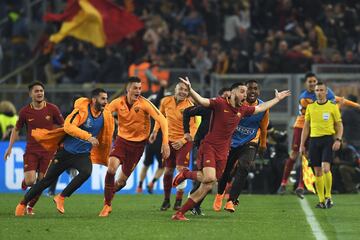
143;97;161;115
70;111;80;123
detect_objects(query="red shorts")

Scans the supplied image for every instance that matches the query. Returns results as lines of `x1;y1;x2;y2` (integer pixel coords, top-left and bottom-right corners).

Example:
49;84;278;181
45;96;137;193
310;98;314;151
23;150;53;174
165;141;192;168
291;127;303;152
110;137;146;177
196;142;227;180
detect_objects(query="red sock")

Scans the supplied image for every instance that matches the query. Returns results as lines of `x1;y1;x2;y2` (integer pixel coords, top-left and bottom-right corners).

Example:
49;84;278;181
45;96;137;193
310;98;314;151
163;174;173;200
179;198;196;214
104;172;115;206
21;179;27;190
175;190;184;200
184;170;198;181
27;193;41;208
281;157;295;185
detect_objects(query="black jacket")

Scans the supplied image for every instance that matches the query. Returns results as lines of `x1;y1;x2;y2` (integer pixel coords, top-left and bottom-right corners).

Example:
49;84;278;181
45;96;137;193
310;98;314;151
183;105;211;148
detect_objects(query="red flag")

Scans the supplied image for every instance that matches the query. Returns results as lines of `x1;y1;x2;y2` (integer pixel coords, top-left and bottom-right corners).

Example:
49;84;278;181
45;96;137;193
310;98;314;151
90;0;144;45
44;0;79;22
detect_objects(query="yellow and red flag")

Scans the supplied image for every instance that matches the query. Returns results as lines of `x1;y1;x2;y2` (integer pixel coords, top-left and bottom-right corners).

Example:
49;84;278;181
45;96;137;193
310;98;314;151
44;0;143;48
302;155;316;194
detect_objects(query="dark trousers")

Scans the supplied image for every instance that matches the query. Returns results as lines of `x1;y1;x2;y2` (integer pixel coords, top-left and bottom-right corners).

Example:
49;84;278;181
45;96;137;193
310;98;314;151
217;143;258;200
228;145;257;201
24;149;92;203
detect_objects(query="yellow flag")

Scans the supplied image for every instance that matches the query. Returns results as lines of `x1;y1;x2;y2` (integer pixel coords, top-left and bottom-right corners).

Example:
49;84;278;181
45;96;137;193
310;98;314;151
50;0;106;48
302;155;316;194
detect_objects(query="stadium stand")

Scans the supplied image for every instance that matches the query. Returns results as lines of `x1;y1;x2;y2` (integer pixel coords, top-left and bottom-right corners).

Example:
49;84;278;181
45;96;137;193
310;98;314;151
1;0;360;85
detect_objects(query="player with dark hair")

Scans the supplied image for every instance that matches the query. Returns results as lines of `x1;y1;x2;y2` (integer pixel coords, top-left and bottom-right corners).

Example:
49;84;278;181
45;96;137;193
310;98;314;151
15;88;114;216
149;81;197;211
171;76;290;220
213;79;269;212
99;76;170;217
137;80;168;194
5;81;64;215
182;87;230;215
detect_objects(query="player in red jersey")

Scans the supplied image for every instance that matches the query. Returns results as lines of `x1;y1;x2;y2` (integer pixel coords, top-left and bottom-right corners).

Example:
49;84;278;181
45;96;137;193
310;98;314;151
4;82;64;214
171;77;290;220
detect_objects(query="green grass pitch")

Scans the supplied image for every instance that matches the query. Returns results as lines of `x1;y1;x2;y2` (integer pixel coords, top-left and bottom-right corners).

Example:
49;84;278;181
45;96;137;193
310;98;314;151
0;193;359;240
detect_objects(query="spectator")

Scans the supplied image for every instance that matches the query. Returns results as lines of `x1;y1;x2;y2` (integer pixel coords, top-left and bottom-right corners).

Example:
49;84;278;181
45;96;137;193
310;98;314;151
342;95;360;150
272;40;290;72
333;142;360;193
182;10;205;35
214;51;229;74
0;101;18;140
344;50;358;64
208;42;221;72
229;47;250;73
304;19;328;51
96;47;125;83
191;48;212;79
74;48;99;84
143;15;167;51
45;46;65;84
223;3;250;50
330;51;343;64
3;9;31;71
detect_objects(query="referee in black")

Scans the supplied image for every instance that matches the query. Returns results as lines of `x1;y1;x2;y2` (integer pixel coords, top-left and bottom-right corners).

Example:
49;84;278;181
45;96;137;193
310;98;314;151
300;82;343;209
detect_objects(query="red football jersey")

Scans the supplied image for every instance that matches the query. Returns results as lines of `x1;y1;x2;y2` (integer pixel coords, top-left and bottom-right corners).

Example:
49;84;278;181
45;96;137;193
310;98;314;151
202;97;255;159
16;102;64;151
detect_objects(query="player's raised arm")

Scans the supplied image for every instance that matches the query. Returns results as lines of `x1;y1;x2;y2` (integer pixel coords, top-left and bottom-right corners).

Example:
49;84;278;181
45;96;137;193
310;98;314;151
335;96;360;110
253;89;291;114
179;77;210;107
258;109;269;156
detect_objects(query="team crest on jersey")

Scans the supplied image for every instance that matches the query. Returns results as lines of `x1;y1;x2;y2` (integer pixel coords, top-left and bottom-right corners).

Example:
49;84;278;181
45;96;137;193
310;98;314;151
84;118;92;128
45;115;51;120
134;107;140;113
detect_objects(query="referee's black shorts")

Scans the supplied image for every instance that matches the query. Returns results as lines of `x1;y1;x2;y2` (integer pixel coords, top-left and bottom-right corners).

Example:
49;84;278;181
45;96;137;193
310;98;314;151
308;135;334;167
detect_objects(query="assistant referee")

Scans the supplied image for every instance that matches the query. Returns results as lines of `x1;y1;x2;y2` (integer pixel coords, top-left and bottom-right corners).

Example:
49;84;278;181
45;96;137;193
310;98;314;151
300;82;343;209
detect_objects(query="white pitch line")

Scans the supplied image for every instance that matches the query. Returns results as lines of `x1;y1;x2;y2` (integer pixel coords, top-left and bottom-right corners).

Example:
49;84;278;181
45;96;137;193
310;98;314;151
299;198;327;240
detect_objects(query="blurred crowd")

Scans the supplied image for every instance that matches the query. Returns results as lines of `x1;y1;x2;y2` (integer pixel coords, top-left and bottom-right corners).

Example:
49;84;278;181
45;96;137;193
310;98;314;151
1;0;360;84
